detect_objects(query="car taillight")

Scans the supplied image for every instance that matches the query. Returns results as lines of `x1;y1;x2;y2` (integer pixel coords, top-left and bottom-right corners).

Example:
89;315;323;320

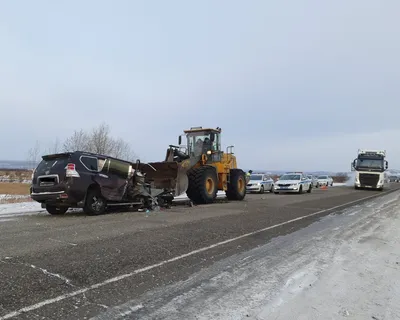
65;163;80;178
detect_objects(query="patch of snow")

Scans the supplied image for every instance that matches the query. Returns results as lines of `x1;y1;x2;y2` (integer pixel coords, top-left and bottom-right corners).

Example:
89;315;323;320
0;201;44;216
173;191;226;201
0;194;30;200
331;182;346;187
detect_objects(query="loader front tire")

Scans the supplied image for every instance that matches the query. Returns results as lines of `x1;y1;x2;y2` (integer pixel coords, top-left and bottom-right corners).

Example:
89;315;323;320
226;169;246;201
186;166;218;205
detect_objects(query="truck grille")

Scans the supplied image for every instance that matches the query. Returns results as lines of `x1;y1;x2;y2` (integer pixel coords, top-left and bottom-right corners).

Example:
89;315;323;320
359;173;379;186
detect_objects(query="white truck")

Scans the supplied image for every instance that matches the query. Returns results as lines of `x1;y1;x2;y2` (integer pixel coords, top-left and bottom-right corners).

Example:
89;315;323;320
351;149;388;191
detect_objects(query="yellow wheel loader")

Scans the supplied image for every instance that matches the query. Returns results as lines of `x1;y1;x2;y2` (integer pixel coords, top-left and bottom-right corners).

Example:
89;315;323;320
140;127;247;205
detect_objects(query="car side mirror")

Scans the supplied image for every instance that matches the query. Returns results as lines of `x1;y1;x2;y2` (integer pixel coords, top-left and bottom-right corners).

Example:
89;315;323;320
178;135;182;145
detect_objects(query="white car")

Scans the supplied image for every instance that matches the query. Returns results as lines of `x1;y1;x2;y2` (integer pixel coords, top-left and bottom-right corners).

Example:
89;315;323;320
274;173;312;194
317;175;333;187
246;173;274;193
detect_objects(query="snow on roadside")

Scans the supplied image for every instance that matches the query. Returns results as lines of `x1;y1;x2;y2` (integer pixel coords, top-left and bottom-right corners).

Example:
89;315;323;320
0;201;44;216
0;194;30;201
173;191;226;201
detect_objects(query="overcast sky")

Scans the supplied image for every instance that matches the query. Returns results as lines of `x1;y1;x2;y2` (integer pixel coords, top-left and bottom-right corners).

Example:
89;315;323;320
1;0;399;172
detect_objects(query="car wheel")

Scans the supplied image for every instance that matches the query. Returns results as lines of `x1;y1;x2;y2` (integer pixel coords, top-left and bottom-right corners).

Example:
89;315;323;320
84;188;107;216
307;184;312;193
270;184;274;192
298;185;303;194
259;185;264;194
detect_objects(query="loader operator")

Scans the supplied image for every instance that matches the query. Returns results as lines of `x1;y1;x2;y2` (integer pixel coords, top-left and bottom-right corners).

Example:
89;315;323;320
194;138;204;156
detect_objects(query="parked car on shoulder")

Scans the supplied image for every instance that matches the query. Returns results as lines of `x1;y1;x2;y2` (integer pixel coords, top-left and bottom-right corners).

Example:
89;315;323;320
246;173;274;193
317;175;333;186
273;172;312;194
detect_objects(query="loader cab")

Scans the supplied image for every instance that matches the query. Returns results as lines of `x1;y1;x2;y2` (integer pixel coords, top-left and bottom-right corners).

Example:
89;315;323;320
183;127;222;157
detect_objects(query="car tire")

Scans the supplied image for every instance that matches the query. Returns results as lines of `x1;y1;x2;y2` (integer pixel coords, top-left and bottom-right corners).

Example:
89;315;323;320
46;205;68;215
274;191;279;194
84;187;107;216
298;185;303;194
259;185;264;194
270;184;274;192
307;184;312;193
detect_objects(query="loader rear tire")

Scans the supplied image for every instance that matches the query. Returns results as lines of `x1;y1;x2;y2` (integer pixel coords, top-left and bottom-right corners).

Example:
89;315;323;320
226;169;246;201
186;166;218;205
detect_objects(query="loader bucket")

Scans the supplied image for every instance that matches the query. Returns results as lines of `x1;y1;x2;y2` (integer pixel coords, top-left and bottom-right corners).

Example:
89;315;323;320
140;160;190;197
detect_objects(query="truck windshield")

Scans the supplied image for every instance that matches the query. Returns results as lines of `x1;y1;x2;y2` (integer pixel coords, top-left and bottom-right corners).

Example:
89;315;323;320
250;175;262;180
356;159;383;169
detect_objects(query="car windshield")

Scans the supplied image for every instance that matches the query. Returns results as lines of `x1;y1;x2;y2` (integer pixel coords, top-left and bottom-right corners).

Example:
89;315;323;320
318;176;328;179
280;174;300;180
250;175;262;180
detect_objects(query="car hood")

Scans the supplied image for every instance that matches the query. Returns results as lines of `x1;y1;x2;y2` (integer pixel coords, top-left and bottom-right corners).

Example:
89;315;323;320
276;180;301;184
248;180;263;184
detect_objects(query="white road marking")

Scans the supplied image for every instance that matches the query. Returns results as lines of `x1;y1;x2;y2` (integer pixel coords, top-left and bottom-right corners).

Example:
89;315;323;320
0;190;394;320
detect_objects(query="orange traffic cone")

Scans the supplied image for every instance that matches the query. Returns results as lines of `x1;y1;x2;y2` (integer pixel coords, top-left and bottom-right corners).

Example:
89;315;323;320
321;184;328;190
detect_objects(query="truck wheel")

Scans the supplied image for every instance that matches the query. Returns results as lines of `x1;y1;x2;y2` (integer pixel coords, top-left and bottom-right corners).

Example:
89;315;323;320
226;169;246;201
46;205;68;215
84;187;107;215
186;166;218;204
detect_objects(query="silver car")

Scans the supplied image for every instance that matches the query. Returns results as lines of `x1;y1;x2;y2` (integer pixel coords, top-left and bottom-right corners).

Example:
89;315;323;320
246;173;274;193
307;175;319;188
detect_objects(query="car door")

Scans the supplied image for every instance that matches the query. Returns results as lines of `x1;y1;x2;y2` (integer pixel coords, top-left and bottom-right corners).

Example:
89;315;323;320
302;174;310;189
264;175;271;189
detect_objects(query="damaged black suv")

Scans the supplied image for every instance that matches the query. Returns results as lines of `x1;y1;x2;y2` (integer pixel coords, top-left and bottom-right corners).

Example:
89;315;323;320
30;151;165;215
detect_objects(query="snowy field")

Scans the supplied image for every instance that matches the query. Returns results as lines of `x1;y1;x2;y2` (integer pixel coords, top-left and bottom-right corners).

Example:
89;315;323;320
124;190;400;320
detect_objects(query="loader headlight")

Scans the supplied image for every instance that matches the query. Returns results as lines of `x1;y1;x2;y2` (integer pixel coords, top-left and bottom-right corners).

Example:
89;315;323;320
207;150;212;155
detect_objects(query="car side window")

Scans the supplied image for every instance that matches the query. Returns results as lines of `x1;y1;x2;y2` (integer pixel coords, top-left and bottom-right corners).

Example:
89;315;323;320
81;156;98;171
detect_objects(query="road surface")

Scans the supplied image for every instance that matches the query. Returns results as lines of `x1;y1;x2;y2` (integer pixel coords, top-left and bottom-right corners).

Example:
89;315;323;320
0;185;399;319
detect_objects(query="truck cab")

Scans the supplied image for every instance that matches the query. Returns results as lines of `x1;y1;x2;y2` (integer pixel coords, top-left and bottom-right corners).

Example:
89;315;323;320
352;149;388;191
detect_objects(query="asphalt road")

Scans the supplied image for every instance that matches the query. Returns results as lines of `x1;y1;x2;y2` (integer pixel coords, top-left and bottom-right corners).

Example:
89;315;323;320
1;185;399;320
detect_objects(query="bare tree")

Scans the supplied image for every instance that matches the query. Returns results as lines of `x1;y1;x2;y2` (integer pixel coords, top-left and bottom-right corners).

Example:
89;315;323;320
43;138;61;155
27;140;41;169
88;122;115;155
63;129;90;152
112;137;136;162
59;122;136;161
